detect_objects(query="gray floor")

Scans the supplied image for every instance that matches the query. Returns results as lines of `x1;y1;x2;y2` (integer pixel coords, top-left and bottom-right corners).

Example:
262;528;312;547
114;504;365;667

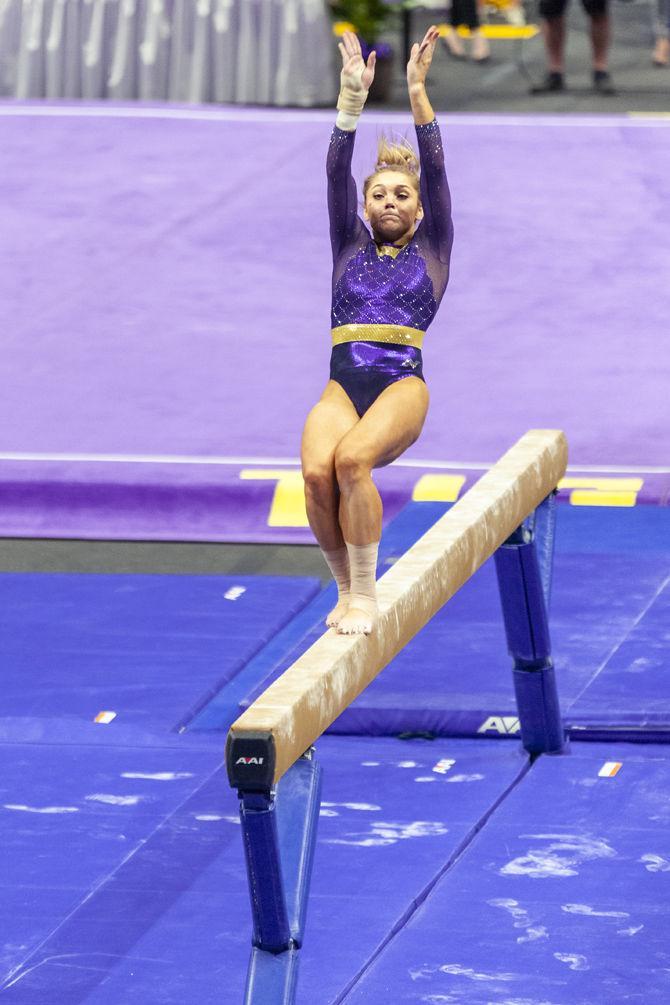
383;2;669;112
0;537;329;580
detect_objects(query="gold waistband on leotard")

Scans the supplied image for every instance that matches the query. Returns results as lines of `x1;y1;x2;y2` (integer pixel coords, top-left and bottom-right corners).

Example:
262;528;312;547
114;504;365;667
331;324;425;349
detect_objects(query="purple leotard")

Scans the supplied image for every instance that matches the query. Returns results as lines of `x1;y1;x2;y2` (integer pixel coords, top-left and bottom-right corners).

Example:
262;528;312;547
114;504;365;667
327;118;453;416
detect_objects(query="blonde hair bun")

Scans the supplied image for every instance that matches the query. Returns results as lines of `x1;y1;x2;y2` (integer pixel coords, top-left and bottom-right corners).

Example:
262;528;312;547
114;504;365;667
374;134;420;175
363;132;420;199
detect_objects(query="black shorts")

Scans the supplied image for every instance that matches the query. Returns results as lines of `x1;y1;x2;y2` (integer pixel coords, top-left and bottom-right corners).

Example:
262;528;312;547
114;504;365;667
540;0;607;18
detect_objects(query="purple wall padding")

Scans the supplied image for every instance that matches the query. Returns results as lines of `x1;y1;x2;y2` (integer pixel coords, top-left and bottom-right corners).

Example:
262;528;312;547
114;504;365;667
1;106;669;541
0;459;666;542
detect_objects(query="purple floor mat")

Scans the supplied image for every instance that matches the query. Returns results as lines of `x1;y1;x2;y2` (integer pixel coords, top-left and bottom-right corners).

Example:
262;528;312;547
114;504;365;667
1;106;668;541
0;572;320;740
342;741;670;1004
0;743;227;990
190;505;670;740
7;736;665;1003
0;736;528;1003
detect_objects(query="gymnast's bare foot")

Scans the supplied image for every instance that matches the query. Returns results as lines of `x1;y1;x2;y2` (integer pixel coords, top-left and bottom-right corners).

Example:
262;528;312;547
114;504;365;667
336;595;377;635
326;597;350;628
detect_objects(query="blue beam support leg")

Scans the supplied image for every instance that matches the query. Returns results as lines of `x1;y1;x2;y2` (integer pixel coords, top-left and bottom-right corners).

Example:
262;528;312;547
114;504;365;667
238;749;322;1005
494;492;566;755
240;791;291;954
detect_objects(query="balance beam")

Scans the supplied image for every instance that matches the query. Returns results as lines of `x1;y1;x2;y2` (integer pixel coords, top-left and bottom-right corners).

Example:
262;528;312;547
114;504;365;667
227;429;568;791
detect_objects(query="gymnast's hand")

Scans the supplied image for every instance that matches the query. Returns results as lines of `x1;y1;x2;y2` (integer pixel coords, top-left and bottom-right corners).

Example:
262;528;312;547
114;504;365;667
338;30;376;94
407;25;440;90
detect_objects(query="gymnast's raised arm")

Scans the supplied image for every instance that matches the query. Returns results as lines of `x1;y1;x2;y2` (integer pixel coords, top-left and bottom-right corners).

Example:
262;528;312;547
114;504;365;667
326;31;376;257
407;27;454;267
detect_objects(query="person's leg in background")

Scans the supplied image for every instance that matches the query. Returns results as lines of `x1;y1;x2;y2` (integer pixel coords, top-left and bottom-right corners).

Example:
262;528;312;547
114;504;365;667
443;0;491;59
443;0;467;57
584;0;616;92
652;0;669;65
530;0;614;93
471;0;492;59
530;0;568;91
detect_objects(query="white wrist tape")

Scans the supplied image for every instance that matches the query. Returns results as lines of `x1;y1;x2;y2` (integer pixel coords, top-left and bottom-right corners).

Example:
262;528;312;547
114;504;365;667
336;109;360;131
337;82;367;115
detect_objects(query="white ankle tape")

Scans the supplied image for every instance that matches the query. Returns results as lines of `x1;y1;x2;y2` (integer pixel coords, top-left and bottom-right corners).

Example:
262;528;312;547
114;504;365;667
346;593;378;619
345;540;379;600
322;546;351;597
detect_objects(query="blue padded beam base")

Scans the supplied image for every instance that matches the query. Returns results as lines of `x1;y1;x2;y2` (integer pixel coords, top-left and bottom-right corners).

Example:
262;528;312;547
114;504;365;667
513;663;564;754
495;506;553;665
495;493;565;755
240;792;292;953
240;750;322;1005
244;947;300;1005
533;487;557;607
276;750;323;946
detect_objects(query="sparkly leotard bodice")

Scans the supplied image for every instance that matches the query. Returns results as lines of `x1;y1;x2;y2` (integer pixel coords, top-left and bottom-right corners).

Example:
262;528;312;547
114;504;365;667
327;119;454;341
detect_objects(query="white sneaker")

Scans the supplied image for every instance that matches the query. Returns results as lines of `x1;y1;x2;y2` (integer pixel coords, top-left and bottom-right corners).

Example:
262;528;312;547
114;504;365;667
505;2;526;25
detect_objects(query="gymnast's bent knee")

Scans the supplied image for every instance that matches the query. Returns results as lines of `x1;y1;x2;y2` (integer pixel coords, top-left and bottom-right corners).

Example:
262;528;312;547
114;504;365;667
333;446;372;489
303;466;337;505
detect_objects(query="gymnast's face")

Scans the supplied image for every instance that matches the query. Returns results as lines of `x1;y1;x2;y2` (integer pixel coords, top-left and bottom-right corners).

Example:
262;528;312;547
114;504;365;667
364;171;423;245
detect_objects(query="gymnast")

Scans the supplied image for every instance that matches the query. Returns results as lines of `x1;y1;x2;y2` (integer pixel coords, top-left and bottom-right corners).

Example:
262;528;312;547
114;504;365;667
301;25;454;636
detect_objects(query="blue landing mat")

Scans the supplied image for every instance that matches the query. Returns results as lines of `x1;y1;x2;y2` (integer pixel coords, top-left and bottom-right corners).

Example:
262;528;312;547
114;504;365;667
298;738;529;1005
343;742;670;1004
335;507;670;738
0;737;528;1003
191;506;670;739
568;574;670;727
336;549;670;738
0;743;226;990
0;573;319;742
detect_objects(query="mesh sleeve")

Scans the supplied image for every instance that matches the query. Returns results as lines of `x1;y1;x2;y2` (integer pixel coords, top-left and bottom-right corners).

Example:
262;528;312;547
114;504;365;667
415;119;454;268
327;126;365;260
